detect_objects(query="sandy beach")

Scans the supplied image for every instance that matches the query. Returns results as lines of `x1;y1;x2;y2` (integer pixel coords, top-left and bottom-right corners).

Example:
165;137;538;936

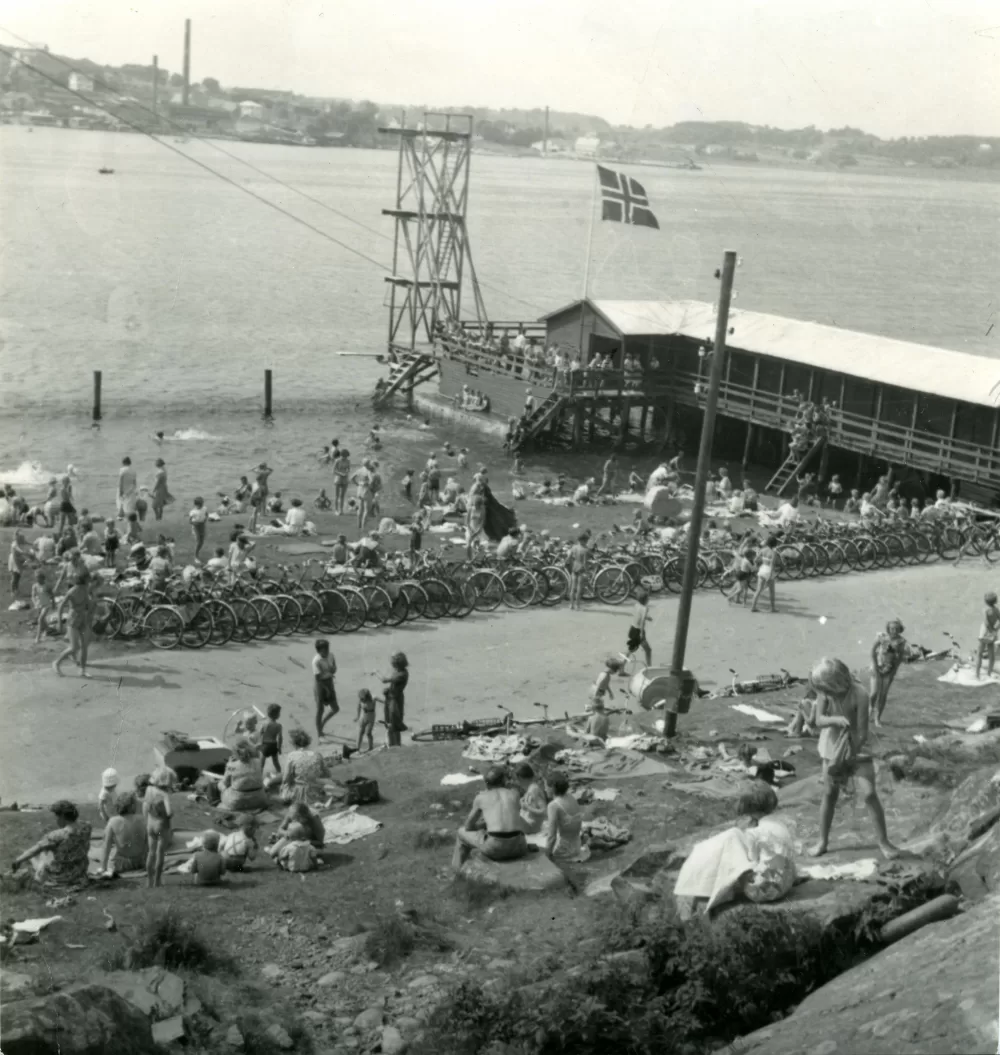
2;558;995;805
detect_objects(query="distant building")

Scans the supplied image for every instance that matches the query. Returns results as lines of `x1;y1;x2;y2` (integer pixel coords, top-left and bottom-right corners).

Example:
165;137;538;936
979;143;993;152
574;134;600;157
206;97;238;113
238;100;265;119
67;72;93;92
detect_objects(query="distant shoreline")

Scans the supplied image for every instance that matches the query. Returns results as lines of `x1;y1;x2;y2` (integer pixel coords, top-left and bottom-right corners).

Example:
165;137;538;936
3;122;999;183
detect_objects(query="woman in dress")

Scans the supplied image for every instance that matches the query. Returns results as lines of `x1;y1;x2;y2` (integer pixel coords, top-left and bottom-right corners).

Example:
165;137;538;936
868;619;907;726
99;791;148;876
280;729;332;804
220;739;266;812
749;534;781;614
544;771;587;861
53;569;96;677
381;651;409;748
150;458;174;521
11;800;92;889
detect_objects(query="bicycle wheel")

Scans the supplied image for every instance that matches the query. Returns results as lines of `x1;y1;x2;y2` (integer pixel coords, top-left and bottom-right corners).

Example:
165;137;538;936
228;598;260;643
777;545;807;580
205;599;237;646
661;556;684;593
317;588;348;634
540;565;570;606
362;585;393;628
382;584;410;627
853;536;879;571
637;553;665;593
92;598;125;640
803;543;828;577
823;541;846;576
528;567;550;606
421;577;452;619
940;527;962;560
144;605;184;649
115;595;147;639
593;564;632;605
700;551;729;588
181;604;214;649
984;533;1000;564
271;594;302;636
399;580;428;621
338;586;368;632
294;591;323;635
501;567;537;609
718;569;739;597
445;577;477;619
470;569;504;611
882;534;905;568
250;596;282;640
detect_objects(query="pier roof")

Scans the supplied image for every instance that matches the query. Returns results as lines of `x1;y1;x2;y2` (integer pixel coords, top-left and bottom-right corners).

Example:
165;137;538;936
542;299;1000;408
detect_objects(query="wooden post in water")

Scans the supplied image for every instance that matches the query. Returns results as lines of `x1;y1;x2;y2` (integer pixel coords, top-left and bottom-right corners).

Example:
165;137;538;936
92;371;102;422
665;250;737;737
264;369;273;418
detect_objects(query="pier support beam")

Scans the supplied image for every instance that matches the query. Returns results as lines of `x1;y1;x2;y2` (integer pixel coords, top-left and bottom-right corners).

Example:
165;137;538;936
573;404;584;449
92;370;102;422
741;423;754;469
639;404;649;445
264;369;273;418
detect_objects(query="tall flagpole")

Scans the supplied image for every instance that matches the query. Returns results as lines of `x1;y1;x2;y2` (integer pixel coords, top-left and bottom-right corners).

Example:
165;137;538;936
577;166;598;360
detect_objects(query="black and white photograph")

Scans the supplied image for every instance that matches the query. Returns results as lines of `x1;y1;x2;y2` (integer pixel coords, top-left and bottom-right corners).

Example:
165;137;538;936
0;2;998;1052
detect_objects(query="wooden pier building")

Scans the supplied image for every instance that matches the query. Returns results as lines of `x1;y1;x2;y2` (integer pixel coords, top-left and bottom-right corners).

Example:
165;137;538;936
399;298;1000;502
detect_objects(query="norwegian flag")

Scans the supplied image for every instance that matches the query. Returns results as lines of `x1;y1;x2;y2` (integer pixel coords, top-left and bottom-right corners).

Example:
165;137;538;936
597;165;659;229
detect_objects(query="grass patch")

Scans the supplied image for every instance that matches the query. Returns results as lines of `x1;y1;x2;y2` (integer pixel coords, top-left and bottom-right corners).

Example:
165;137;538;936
414;827;455;850
103;907;231;973
450;873;511;911
364;915;417;967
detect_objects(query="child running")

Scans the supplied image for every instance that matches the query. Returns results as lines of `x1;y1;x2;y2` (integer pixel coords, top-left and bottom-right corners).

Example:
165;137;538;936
32;569;55;644
626;587;653;667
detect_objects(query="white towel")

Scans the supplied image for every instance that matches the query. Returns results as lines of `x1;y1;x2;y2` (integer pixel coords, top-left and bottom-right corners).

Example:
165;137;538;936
674;828;754;911
731;703;786;723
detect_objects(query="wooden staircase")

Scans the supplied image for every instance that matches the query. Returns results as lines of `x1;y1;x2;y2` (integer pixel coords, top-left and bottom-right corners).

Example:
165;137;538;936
517;391;566;446
372;349;438;408
765;435;826;495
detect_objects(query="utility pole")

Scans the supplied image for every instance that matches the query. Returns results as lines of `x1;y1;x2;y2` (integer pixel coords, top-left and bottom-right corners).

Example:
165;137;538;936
664;249;738;736
182;19;191;106
152;55;159;117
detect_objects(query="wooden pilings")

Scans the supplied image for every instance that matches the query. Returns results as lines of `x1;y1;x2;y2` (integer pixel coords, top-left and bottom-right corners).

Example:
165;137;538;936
264;369;273;418
92;371;102;421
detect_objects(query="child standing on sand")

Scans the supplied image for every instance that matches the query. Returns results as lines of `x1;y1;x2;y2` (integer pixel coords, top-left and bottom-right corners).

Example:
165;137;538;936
401;469;415;503
626;588;653;667
143;766;175;888
32;569;55;644
259;704;283;776
592;656;623;707
569;531;590;610
189;497;208;562
355;688;377;752
975;592;999;682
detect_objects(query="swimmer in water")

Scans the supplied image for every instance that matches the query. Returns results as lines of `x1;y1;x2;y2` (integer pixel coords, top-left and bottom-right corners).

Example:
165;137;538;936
153;431;165;445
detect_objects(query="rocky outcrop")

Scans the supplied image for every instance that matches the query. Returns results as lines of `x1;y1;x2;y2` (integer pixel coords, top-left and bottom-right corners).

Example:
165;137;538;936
0;982;159;1055
458;851;569;893
737;894;1000;1055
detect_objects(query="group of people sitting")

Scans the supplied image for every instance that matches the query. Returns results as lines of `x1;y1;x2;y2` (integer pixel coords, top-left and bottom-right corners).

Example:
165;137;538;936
787;393;837;461
452;763;588;872
455;385;491;413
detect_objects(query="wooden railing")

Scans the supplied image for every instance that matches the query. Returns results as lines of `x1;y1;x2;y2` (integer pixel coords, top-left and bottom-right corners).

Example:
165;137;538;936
672;370;1000;486
431;336;998;485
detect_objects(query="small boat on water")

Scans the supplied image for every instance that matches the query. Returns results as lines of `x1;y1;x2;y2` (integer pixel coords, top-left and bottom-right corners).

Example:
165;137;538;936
98;167;115;175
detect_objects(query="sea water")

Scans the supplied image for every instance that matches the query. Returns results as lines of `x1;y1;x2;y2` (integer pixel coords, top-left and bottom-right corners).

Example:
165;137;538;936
1;126;998;506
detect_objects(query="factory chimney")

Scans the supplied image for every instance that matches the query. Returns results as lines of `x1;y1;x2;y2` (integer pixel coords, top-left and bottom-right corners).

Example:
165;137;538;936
182;19;191;106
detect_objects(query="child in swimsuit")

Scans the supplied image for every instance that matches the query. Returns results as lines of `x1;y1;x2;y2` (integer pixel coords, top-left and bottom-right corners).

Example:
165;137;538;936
143;766;175;888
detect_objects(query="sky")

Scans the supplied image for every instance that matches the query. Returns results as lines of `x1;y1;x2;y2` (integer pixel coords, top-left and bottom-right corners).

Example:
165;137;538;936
3;0;999;138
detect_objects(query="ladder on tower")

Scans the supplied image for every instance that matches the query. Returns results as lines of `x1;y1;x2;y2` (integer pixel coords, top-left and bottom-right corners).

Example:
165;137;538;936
516;392;566;446
372;350;438;408
765;435;826;496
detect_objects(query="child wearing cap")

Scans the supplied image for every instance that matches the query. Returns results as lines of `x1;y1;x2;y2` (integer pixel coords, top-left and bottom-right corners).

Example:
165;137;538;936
99;768;119;823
